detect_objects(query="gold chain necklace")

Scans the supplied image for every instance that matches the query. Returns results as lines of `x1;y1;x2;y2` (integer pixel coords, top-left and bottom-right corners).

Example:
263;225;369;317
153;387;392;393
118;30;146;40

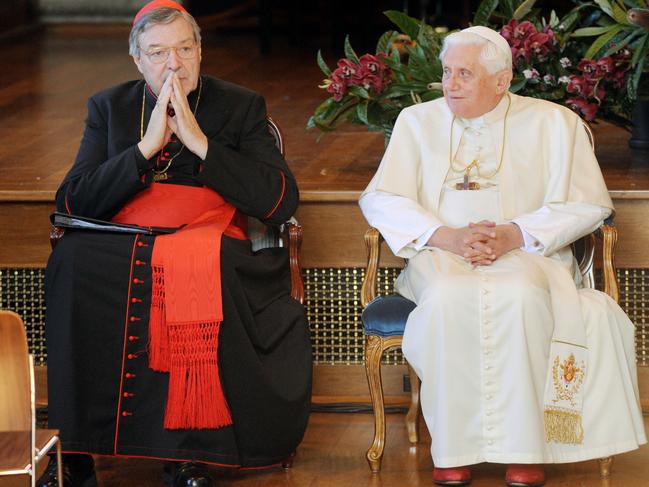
449;93;511;190
139;76;203;181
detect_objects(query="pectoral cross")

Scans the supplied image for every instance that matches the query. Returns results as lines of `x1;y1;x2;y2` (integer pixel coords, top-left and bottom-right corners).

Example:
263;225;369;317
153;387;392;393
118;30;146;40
455;159;481;190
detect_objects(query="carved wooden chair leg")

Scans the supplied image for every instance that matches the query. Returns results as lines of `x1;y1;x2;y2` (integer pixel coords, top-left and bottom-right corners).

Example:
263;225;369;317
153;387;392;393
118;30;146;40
598;456;613;478
281;451;296;470
405;362;420;444
365;335;389;473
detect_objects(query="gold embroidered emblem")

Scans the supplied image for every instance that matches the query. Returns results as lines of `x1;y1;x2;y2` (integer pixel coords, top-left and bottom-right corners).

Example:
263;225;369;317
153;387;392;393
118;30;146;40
551;354;585;406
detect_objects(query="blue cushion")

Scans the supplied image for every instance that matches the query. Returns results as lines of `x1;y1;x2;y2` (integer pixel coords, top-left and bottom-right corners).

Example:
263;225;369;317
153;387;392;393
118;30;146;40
362;294;416;337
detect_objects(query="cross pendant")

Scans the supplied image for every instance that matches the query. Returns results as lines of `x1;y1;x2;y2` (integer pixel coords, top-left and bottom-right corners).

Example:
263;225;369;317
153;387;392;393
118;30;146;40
455;162;480;190
455;176;480;190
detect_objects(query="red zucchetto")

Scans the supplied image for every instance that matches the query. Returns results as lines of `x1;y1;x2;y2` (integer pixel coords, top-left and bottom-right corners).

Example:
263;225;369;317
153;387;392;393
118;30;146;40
133;0;187;25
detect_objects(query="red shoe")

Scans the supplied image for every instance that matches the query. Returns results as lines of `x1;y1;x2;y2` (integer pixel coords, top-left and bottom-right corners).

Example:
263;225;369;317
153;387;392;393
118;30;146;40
505;464;546;487
432;466;472;485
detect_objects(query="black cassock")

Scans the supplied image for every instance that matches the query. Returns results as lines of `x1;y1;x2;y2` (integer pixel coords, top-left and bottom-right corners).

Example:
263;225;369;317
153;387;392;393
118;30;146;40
45;76;312;468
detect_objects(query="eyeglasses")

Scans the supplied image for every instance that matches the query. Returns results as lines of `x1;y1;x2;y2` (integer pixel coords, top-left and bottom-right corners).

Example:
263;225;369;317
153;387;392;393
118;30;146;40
142;44;197;64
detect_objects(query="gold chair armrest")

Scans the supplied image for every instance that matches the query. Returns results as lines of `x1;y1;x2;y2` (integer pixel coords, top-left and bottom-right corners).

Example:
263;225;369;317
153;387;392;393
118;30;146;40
286;221;304;304
361;227;382;308
598;222;619;303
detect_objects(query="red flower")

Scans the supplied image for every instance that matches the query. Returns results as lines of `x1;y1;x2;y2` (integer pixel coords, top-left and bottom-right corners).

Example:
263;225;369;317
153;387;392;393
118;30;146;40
358;53;387;76
326;73;348;102
566;75;592;96
335;58;358;80
566;97;599;121
577;59;598;77
501;19;555;63
595;57;614;76
349;54;392;94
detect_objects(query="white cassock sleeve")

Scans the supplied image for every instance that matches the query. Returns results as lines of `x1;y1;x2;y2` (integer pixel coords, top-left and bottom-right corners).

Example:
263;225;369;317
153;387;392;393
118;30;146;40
512;202;611;256
359;190;443;257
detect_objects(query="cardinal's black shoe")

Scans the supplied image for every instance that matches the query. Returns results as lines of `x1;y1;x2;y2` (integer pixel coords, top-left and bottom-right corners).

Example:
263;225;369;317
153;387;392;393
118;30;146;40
164;461;214;487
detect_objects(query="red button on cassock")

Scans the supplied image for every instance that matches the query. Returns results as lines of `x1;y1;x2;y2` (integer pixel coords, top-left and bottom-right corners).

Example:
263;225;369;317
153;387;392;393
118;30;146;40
125;372;136;379
128;335;139;342
122;411;133;417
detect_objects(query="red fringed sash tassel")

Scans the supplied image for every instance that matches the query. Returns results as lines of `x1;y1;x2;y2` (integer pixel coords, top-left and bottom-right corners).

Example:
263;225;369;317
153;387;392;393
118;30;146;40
112;184;244;430
149;207;236;429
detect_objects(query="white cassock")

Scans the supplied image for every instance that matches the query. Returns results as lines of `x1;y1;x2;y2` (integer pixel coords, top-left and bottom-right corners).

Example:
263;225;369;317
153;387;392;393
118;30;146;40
359;93;646;467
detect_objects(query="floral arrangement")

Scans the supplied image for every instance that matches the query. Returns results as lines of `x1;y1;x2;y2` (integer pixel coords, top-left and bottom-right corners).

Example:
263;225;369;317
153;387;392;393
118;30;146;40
309;1;649;135
477;0;648;125
307;11;445;134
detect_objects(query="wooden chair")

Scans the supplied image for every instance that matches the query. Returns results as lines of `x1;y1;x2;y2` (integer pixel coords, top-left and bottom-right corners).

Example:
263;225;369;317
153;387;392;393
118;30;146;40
360;222;619;477
0;310;63;487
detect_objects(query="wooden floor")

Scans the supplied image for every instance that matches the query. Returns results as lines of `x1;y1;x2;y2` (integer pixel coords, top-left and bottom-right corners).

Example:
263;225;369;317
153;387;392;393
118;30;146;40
2;412;649;486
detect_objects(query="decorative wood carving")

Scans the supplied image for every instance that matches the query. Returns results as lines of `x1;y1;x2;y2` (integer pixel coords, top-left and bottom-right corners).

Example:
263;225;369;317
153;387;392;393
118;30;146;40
598;456;613;478
364;334;403;473
601;223;620;303
287;221;304;304
361;227;381;308
405;363;420;445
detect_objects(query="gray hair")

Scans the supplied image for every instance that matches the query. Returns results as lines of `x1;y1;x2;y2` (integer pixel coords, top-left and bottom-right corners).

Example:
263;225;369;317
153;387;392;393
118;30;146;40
440;31;512;74
129;7;202;58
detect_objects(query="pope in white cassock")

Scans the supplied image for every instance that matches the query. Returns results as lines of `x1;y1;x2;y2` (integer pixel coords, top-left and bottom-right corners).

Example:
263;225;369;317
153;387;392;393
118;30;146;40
359;26;647;487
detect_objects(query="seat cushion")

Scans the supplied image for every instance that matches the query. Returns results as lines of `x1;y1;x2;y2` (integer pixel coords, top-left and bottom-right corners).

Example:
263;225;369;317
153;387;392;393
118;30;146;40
361;294;416;337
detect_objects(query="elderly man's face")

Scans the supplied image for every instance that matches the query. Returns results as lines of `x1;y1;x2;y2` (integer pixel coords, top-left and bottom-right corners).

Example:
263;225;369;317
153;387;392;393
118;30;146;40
441;43;510;119
133;17;201;96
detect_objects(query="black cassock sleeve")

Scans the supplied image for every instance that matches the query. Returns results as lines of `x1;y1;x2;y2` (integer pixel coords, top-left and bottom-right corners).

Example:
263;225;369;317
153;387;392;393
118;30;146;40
56;80;298;225
55;95;154;219
196;93;298;224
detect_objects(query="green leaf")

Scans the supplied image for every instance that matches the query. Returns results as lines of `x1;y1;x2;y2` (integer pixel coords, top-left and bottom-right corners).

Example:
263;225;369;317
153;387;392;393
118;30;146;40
383;10;422;39
627;56;645;99
356;102;369;124
500;0;515;18
549;10;560;29
343;35;359;63
513;0;538;20
572;25;619;37
473;0;500;26
558;7;585;33
601;29;641;56
509;76;527;93
584;24;625;57
316;50;332;77
594;0;628;22
612;1;631;23
349;85;370;99
376;30;398;55
631;32;649;67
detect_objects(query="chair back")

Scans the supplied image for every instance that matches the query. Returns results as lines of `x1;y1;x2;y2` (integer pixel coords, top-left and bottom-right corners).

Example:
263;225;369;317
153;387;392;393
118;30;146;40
0;310;32;432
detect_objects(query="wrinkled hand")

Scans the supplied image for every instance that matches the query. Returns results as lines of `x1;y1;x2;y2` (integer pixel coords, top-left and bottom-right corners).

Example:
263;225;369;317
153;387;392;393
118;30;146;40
167;73;208;160
428;222;495;261
428;221;523;266
137;74;174;160
465;221;524;266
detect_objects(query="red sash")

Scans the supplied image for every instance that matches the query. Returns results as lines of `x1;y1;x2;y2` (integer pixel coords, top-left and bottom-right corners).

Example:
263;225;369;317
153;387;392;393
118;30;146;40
113;183;245;429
